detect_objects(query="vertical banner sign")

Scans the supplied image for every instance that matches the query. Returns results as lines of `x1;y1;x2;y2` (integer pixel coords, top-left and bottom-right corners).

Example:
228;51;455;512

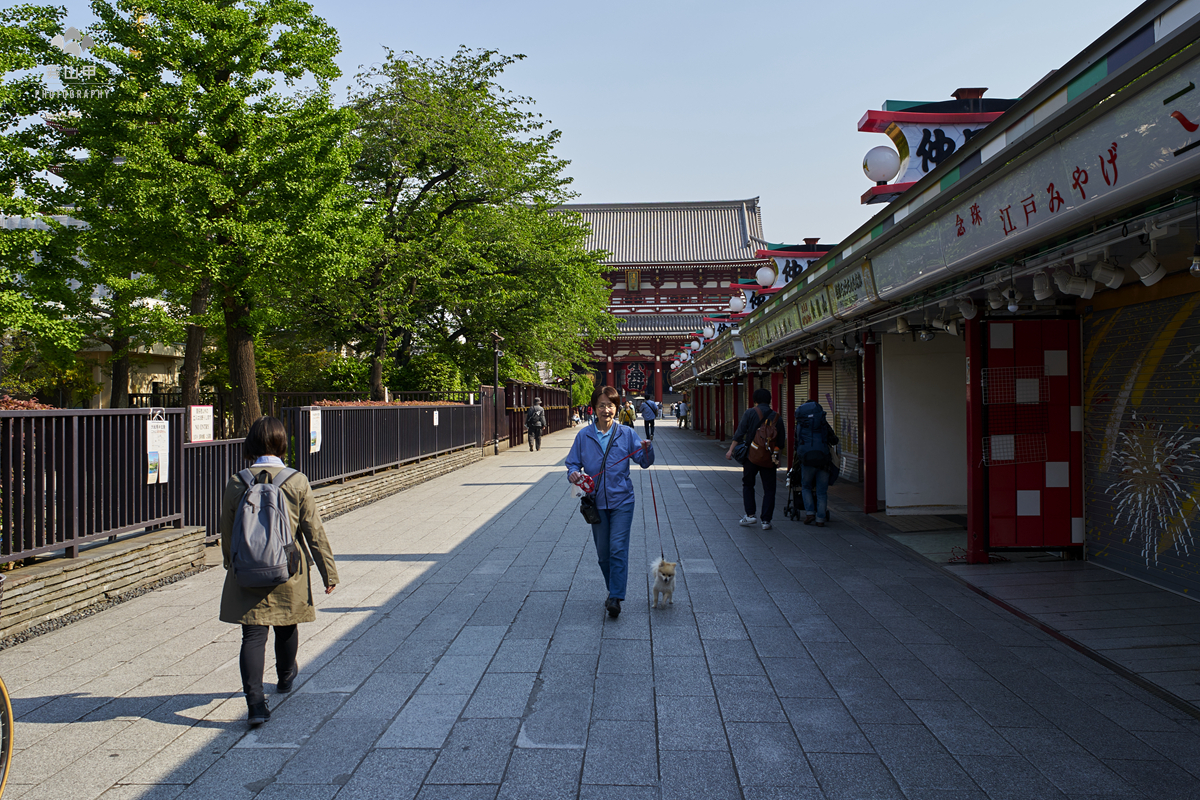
626;270;641;292
309;407;322;453
433;410;440;427
188;405;214;443
146;416;170;484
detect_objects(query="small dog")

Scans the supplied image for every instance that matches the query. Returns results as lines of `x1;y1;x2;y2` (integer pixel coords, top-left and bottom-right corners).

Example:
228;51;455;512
650;558;677;609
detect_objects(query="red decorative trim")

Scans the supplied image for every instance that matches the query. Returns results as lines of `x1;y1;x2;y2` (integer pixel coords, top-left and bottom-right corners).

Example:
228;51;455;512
756;249;830;259
856;110;1004;133
861;182;916;205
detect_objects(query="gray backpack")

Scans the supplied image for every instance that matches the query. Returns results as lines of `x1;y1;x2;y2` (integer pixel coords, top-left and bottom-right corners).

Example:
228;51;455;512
231;468;301;588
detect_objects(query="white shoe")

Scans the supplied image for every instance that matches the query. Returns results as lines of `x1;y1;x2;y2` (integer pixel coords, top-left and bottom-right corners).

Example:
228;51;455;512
761;521;772;530
738;515;757;526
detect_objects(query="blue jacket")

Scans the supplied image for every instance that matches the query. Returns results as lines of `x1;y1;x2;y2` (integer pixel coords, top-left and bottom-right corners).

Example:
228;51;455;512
640;400;659;420
565;422;654;510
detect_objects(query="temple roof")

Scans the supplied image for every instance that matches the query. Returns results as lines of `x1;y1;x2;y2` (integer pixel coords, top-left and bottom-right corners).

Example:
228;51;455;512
614;314;702;337
557;199;766;265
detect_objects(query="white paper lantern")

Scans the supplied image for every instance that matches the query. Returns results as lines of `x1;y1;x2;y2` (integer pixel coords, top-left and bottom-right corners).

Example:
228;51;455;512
863;146;901;183
689;340;701;350
755;266;776;288
728;294;746;313
702;326;715;339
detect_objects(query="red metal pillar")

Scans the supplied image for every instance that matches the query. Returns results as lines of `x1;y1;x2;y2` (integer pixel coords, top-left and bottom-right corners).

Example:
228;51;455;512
965;317;988;563
808;360;819;402
786;361;801;465
717;379;726;441
654;357;664;403
605;358;614;388
863;339;878;514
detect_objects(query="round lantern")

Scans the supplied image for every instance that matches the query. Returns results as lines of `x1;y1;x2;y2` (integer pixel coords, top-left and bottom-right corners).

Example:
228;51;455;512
862;145;901;183
702;325;715;339
728;294;746;313
689;340;701;350
755;265;776;288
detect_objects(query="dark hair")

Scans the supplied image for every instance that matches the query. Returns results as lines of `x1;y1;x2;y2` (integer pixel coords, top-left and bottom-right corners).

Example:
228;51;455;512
244;416;288;460
590;385;620;408
752;388;772;405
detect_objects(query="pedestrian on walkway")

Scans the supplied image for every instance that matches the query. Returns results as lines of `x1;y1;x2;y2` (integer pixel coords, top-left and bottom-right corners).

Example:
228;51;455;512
640;396;659;440
725;388;785;530
619;400;636;427
566;385;654;618
526;397;547;451
795;399;837;526
676;399;688;428
219;416;339;726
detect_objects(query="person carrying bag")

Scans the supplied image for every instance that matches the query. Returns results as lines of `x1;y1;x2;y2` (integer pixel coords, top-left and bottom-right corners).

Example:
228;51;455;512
794;399;839;527
219;416;339;727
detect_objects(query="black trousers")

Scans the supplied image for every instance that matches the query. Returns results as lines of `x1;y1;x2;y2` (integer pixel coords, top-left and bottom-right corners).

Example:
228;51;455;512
644;419;655;438
742;462;778;522
528;426;542;450
240;624;298;705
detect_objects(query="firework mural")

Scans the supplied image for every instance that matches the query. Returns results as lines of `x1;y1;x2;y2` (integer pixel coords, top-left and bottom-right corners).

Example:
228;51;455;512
1108;411;1200;565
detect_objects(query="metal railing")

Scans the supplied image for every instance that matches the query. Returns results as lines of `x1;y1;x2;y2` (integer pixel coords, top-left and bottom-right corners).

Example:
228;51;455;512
282;404;482;487
0;409;184;563
182;437;246;543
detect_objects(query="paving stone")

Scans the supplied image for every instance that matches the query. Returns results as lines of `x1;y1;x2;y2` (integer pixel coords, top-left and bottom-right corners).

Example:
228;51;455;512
597;638;652;674
725;722;817;788
781;696;873;755
660;748;741;800
713;674;787;722
496;749;583;800
704;639;767;676
590;673;654;721
807;752;905;799
425;718;520;784
581;720;656;786
489;639;549;673
377;694;470;749
656;693;729;751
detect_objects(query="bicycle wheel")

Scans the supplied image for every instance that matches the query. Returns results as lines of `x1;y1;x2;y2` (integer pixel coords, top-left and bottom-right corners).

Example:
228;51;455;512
0;674;11;799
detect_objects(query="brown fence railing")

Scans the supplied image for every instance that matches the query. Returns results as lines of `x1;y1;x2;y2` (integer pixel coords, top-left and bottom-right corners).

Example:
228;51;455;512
1;408;185;562
505;381;571;448
182;437;246;543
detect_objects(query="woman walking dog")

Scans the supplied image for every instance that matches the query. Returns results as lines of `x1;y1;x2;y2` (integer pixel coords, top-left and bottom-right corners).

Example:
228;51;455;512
219;416;339;726
566;386;654;618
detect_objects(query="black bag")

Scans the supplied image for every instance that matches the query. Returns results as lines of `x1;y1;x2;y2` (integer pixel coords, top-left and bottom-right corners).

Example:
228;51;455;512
579;426;618;524
828;449;841;486
733;442;749;464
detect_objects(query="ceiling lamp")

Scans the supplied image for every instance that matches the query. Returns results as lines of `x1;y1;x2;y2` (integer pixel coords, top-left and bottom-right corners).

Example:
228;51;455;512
1090;260;1126;289
755;265;777;288
805;349;819;362
895;316;910;334
1032;273;1054;301
1053;269;1095;299
728;294;746;313
1128;252;1165;286
987;287;1005;310
956;297;977;320
1005;286;1023;313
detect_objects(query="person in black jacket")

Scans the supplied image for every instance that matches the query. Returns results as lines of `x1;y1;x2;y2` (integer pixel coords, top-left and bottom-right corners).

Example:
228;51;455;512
725;388;786;530
526;398;547;451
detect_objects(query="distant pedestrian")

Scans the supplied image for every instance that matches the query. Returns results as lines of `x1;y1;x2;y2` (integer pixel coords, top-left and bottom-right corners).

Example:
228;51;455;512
220;416;338;727
676;399;688;428
586;405;594;423
566;385;654;618
526;397;547;451
619;400;636;427
795;399;838;527
640;396;659;440
725;388;785;530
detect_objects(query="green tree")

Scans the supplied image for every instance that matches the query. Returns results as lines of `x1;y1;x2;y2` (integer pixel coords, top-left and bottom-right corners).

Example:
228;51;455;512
57;0;366;432
322;47;613;400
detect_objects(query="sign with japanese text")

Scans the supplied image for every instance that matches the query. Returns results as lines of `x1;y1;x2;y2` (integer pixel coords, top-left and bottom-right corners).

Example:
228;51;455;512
829;262;881;319
798;288;833;330
626;270;641;292
742;303;802;354
871;54;1200;300
695;338;735;376
188;405;213;443
309;407;322;454
146;419;170;484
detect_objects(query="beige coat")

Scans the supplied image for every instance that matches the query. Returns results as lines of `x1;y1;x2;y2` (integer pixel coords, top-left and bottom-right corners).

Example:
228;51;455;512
219;464;339;626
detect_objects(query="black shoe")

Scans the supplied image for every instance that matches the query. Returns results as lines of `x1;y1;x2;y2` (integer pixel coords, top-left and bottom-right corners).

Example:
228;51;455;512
605;598;621;618
276;671;296;693
247;699;271;726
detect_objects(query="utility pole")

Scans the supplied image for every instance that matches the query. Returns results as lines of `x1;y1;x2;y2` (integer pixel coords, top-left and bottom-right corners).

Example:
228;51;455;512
491;332;503;455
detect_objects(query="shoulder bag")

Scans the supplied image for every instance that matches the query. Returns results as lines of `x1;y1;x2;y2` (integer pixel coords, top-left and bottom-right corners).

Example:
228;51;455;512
579;427;618;525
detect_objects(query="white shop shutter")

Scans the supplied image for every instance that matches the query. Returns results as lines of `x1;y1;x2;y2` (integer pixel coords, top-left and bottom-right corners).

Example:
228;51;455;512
832;357;861;483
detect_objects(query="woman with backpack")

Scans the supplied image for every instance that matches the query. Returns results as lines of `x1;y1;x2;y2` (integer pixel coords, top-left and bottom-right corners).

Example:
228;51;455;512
219;416;339;727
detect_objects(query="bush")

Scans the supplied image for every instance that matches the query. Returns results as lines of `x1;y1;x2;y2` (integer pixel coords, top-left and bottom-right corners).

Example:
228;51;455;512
0;395;56;410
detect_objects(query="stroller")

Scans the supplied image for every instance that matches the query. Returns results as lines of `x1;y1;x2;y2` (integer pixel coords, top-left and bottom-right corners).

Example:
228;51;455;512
782;446;840;522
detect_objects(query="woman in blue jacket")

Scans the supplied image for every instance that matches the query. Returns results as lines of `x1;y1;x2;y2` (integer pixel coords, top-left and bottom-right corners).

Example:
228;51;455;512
566;385;654;617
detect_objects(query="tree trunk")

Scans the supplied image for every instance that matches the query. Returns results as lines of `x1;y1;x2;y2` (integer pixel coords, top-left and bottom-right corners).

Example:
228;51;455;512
369;331;387;401
180;276;210;409
109;335;131;408
223;293;261;436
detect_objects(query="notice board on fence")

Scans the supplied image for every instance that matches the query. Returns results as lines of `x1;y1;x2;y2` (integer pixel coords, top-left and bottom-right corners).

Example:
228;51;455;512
146;412;170;484
309;407;322;453
188;405;213;443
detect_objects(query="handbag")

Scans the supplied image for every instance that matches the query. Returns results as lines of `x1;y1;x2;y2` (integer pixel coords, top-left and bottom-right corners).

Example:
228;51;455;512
733;442;749;464
579;425;618;524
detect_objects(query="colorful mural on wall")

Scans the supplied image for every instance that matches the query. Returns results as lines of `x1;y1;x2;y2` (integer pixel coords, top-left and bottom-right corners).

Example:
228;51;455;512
1084;293;1200;595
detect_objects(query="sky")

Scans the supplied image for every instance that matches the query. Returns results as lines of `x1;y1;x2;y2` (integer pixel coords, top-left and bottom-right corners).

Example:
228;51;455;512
55;0;1148;245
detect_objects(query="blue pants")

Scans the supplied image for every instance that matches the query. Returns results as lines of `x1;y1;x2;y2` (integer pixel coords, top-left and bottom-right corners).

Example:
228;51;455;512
801;465;829;522
592;503;634;600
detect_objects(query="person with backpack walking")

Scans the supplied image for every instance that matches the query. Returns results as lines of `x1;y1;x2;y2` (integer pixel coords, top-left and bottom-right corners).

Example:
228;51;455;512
219;416;339;727
794;399;838;526
640;396;659;440
566;385;654;618
526;397;547;451
676;399;688;428
725;388;785;530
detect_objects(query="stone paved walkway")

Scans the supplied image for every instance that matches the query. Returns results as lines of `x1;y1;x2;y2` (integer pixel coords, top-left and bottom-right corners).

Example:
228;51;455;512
5;424;1200;800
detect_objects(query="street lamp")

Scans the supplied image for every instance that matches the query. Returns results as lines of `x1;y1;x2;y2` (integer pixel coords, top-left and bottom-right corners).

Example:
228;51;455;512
490;331;503;455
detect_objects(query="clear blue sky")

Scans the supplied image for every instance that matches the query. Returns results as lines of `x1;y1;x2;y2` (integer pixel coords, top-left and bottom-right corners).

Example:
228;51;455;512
58;0;1148;245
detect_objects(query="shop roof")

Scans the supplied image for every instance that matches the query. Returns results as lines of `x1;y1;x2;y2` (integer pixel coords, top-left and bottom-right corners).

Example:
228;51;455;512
614;314;703;336
556;199;767;265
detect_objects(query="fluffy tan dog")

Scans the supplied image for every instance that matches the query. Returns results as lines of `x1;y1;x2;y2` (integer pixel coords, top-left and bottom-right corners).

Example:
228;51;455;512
650;558;676;609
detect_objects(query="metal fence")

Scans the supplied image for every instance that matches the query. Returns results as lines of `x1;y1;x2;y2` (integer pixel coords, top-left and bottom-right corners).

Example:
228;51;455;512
182;437;246;543
282;404;481;487
505;381;571;448
1;408;184;562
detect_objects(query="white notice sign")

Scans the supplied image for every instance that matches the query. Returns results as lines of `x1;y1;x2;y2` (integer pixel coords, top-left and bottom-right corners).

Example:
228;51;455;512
433;410;439;427
147;420;170;484
188;405;214;443
309;407;322;453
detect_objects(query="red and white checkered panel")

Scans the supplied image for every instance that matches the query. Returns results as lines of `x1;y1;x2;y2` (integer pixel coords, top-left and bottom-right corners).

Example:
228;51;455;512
986;320;1082;548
